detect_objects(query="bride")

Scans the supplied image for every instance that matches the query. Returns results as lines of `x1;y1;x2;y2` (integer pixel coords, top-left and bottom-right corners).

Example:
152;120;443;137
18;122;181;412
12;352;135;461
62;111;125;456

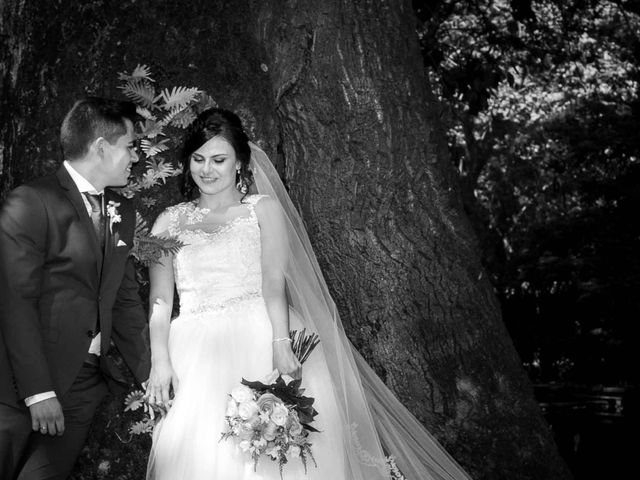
144;108;472;480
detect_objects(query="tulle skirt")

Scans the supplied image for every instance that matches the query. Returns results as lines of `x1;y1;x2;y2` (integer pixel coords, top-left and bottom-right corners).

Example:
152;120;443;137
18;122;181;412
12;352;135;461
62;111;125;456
146;296;348;480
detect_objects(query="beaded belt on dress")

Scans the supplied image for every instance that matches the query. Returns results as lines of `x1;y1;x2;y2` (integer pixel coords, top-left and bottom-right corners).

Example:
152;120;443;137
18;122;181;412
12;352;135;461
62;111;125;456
181;290;261;316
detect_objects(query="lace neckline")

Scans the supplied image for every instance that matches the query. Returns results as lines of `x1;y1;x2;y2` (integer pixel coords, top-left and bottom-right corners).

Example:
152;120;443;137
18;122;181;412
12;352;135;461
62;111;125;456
186;202;210;224
174;200;256;236
167;195;265;238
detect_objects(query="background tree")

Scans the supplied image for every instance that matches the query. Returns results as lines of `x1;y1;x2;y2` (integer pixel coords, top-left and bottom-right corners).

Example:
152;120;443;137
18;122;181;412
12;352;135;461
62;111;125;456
0;1;572;479
415;0;640;385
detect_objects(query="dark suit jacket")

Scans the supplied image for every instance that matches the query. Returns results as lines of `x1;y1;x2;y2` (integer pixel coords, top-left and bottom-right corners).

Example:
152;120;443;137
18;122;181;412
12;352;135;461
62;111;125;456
0;166;150;408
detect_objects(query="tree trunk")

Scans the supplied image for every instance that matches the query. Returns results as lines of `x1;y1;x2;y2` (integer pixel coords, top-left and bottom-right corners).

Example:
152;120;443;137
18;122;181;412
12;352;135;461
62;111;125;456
252;1;571;479
0;0;571;479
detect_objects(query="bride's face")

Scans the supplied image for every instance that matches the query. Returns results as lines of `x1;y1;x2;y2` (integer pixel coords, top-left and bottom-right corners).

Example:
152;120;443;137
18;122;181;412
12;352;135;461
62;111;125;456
189;136;240;196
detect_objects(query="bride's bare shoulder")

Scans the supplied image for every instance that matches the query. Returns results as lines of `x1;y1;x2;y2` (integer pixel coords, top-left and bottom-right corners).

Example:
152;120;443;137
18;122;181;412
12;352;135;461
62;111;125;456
244;193;271;206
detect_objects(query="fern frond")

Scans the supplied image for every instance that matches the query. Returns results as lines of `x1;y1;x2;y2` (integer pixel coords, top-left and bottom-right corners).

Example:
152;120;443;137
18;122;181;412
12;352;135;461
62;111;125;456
115;180;141;199
140;196;157;208
136;106;155;121
157;104;186;128
156;86;201;111
169;108;197;129
138;169;160;190
139;119;164;139
135;212;150;236
118;64;155;82
194;93;218;112
119;80;157;109
127;182;144;196
131;234;185;266
145;157;176;184
140;138;170;157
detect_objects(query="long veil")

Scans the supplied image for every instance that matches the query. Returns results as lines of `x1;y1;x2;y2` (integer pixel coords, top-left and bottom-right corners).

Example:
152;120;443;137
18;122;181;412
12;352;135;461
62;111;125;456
249;143;472;480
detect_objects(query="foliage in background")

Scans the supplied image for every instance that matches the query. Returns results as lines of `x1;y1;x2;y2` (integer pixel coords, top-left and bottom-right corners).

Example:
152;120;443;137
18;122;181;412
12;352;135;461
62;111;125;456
69;66;219;479
116;65;216;278
415;0;640;384
70;384;151;479
113;65;207;260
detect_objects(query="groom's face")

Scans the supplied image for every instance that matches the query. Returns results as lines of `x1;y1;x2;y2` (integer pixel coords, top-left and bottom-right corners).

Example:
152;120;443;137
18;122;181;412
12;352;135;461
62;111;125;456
99;119;139;187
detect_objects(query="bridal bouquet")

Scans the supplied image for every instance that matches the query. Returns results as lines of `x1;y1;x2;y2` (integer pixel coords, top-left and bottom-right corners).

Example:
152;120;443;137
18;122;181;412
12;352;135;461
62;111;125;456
221;329;320;476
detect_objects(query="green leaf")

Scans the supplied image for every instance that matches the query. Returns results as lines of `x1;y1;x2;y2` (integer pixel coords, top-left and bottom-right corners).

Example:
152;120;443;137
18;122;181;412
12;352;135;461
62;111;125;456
145;157;176;182
169;108;197;129
140;138;170;157
123;390;145;411
140;196;157;208
134;212;150;235
118;64;155;82
156;86;202;111
194;93;218;112
119;80;157;109
135;106;155;121
138;119;164;140
130;234;184;266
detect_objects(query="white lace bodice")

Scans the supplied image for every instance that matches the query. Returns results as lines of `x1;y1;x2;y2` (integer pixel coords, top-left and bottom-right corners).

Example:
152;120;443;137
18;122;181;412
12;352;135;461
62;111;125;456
164;195;266;316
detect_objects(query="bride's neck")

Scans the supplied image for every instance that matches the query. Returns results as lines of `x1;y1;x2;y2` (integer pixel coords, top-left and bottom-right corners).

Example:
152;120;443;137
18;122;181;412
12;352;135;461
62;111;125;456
196;190;243;211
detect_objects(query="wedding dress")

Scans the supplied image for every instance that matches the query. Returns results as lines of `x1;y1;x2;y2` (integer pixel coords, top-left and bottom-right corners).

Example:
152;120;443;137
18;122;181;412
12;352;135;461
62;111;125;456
147;196;353;479
146;144;473;480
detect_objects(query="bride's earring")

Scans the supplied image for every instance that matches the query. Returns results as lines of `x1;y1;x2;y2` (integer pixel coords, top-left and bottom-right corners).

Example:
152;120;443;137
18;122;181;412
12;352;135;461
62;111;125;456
236;167;248;194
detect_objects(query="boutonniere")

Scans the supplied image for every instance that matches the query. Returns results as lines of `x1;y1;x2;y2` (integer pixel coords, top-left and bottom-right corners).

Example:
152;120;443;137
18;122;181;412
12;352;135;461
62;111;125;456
106;200;122;233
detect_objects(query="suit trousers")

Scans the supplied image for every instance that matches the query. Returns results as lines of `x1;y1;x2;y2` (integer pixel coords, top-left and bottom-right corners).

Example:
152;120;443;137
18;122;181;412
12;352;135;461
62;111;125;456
0;362;108;480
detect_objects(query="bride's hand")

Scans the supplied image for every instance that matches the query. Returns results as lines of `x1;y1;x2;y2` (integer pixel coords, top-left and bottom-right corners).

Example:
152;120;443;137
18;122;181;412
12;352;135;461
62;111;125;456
273;341;302;379
145;358;179;409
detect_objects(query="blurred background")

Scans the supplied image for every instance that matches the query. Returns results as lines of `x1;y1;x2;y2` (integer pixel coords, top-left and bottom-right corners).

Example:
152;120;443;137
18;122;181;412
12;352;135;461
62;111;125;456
414;1;639;478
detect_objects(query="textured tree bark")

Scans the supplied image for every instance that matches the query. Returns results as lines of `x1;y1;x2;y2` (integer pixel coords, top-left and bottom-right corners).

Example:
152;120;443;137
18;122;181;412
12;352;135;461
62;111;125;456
1;0;571;479
252;1;572;479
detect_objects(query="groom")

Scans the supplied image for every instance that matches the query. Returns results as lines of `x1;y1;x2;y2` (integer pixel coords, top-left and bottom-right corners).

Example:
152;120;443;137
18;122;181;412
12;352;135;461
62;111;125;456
0;97;151;479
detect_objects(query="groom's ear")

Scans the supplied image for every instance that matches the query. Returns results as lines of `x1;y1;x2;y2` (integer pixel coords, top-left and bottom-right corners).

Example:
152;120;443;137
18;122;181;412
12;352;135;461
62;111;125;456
91;137;107;157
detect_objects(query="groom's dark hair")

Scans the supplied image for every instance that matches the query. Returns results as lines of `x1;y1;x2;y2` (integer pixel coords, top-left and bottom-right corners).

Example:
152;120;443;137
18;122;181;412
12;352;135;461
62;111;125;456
60;96;138;160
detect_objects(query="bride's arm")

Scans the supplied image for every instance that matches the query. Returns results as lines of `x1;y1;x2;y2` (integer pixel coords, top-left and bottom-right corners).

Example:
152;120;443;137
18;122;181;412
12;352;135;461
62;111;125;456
145;211;179;407
255;196;302;379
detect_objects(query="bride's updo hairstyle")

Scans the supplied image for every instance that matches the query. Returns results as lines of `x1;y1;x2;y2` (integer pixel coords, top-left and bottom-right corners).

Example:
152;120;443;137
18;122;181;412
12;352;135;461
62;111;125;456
180;108;253;200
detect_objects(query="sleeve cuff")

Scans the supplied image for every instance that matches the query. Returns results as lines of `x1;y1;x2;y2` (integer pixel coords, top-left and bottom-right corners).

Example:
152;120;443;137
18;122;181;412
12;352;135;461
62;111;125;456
24;391;57;407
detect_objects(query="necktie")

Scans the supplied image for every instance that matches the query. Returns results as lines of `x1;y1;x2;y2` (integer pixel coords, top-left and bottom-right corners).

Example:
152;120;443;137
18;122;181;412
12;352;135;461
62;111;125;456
83;192;103;339
84;192;105;250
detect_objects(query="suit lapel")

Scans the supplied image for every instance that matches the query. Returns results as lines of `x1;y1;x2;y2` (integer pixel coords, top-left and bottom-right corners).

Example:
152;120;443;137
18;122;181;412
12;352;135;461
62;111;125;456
99;190;125;355
56;167;103;277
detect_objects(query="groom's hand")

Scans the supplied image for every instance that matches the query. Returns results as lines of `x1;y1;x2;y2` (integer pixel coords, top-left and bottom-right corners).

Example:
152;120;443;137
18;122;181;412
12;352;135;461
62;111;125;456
29;397;65;436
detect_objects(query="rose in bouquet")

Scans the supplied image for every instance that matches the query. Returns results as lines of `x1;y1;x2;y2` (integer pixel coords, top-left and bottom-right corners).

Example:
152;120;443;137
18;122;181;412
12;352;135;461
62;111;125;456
221;329;320;477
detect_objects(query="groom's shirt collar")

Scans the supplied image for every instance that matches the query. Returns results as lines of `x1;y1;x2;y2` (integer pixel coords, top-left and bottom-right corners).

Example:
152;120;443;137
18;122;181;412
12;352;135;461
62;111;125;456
63;160;104;195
